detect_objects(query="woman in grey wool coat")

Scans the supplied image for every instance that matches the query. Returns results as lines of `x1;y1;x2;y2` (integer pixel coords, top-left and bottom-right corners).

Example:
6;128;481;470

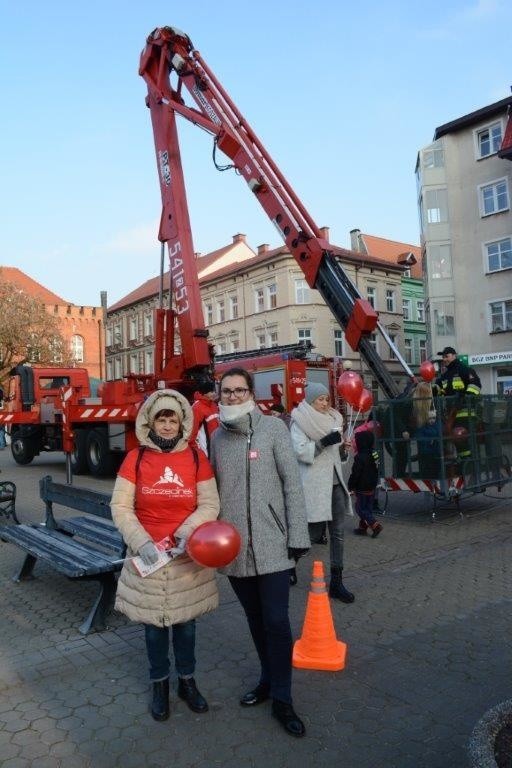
290;381;355;604
209;367;310;739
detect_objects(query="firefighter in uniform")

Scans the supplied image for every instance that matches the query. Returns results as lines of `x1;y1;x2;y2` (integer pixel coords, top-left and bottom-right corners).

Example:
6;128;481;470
436;347;480;474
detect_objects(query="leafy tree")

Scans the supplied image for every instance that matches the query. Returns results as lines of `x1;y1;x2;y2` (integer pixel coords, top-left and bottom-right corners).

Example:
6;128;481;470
0;280;71;384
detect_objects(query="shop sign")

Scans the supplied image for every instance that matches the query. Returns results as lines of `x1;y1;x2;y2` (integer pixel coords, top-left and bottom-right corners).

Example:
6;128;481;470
468;351;512;366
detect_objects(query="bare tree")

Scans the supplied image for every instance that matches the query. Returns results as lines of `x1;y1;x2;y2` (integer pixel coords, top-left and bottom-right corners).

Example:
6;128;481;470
0;280;71;383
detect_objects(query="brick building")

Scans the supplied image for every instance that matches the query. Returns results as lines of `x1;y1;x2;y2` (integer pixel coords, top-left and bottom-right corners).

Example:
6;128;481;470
0;267;105;380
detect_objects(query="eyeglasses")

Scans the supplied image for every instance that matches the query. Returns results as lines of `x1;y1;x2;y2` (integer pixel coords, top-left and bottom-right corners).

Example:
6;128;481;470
220;387;250;398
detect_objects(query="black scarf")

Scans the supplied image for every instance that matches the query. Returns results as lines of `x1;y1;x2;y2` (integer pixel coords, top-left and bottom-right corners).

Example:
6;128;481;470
148;430;182;452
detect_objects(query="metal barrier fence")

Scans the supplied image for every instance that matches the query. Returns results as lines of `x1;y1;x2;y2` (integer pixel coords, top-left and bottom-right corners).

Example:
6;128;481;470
368;394;512;500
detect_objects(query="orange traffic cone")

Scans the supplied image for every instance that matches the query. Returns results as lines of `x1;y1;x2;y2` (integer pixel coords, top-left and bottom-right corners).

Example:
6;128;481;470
292;560;347;671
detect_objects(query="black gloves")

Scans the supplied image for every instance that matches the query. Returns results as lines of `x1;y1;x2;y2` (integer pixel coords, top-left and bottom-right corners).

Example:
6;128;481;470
288;547;310;562
319;430;342;448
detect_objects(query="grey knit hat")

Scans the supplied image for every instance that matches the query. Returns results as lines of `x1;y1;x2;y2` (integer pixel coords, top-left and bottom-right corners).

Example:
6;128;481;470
305;382;329;405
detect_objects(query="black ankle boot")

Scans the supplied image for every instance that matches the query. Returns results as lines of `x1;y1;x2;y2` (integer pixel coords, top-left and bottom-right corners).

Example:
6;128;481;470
271;700;306;737
329;567;355;603
178;677;209;713
151;679;170;721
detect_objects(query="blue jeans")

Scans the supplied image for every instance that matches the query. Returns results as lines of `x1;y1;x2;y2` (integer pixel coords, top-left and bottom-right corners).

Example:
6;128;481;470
144;620;196;681
229;571;293;704
355;492;377;526
0;427;6;449
308;483;346;569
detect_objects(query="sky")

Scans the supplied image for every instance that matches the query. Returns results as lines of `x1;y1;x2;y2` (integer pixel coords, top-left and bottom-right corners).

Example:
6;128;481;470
1;0;511;307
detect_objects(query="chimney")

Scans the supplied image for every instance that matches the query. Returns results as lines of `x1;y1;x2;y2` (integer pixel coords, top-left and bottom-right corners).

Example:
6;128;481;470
319;226;330;243
232;233;246;244
349;228;368;254
257;243;270;255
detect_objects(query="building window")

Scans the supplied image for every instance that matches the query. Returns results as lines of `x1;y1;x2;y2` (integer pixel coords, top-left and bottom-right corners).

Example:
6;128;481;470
366;285;376;308
419;339;427;363
425;188;448;224
143;313;153;337
423;146;444;168
267;283;277;309
434;303;455;336
217;299;225;323
489;299;512;332
256;332;266;348
144;350;154;374
129;316;138;341
477;122;502;159
267;330;278;347
402;299;411;320
295;279;310;304
480;179;509;216
333;329;344;357
204;302;213;326
50;336;63;363
113;323;122;345
298;328;312;344
485;237;512;273
404;338;413;364
429;244;452;279
417;300;425;322
70;334;84;363
217;340;227;354
255;288;264;313
114;357;122;378
230;337;240;353
385;289;396;312
388;334;397;359
107;359;114;380
106;327;113;347
129;353;139;373
229;295;238;319
368;333;378;352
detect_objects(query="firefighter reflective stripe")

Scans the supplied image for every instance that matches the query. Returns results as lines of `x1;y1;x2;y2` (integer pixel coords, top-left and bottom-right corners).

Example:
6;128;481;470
466;383;481;396
451;374;465;391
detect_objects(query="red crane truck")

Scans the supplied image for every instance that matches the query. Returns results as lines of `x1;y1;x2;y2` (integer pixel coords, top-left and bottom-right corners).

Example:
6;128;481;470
0;25;414;478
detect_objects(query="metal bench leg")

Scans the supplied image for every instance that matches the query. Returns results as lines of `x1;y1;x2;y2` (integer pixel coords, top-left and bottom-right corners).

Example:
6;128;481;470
79;573;116;635
13;554;37;582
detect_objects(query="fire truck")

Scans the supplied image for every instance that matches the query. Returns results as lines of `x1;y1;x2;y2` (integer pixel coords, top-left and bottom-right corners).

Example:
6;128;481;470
0;25;414;477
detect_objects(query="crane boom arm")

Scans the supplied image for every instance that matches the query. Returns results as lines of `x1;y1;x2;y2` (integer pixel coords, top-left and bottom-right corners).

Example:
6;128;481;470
139;26;414;398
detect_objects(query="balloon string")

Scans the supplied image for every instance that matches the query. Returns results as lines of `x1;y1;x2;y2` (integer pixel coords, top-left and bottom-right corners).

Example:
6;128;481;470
348;408;362;438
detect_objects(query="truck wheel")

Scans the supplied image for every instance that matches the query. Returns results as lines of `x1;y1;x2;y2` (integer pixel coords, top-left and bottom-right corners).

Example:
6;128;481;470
70;430;89;475
11;435;35;465
86;428;115;477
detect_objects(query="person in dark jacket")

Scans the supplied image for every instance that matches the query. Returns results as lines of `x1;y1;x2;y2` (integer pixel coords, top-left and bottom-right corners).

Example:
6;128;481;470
347;430;382;538
435;347;470;396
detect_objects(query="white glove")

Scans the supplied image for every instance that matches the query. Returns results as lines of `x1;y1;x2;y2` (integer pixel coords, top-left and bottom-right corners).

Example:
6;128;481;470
168;537;187;559
138;541;160;565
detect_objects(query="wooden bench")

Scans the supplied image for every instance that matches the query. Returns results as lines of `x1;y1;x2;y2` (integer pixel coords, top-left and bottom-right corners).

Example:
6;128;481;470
0;475;125;635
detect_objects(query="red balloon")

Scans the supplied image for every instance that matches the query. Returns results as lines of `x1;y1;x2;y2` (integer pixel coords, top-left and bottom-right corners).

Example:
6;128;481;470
452;426;468;444
419;360;436;382
337;371;364;407
186;521;241;568
357;388;374;413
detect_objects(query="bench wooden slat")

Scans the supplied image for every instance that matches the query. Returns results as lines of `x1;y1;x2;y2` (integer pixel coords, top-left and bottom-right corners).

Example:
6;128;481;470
57;516;124;553
1;525;123;578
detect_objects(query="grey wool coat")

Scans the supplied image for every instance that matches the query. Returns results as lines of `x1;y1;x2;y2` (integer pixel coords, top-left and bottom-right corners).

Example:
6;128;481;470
209;407;310;578
111;390;220;627
290;422;352;524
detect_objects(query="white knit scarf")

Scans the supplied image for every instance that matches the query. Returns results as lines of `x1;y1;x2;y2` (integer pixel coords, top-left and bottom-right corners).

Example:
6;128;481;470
219;399;256;424
290;400;343;441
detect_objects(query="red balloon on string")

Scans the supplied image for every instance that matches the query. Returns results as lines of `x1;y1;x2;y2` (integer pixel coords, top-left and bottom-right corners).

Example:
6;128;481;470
357;388;374;413
419;360;436;382
186;521;241;568
451;426;468;444
337;371;363;407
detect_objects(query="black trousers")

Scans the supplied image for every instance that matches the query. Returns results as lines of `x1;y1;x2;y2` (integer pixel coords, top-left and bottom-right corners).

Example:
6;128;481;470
229;570;293;704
